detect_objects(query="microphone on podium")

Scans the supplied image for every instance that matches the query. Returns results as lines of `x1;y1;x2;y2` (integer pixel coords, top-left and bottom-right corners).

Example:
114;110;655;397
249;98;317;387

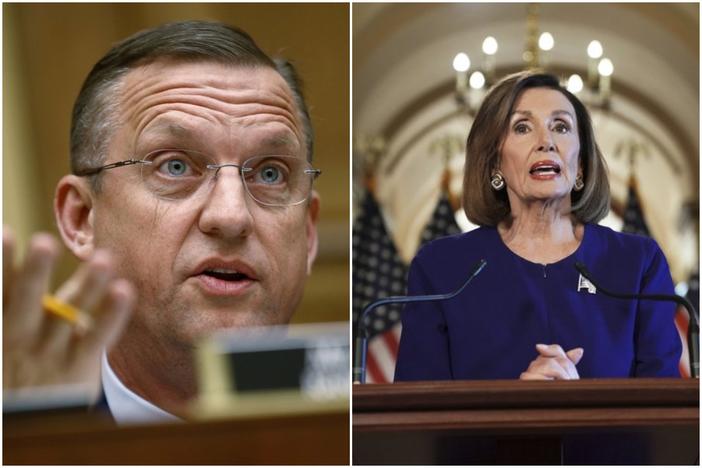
353;259;487;384
575;262;700;379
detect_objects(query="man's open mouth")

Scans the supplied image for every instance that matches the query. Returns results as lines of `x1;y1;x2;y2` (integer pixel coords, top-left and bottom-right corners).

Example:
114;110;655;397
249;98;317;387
195;265;258;296
201;268;251;282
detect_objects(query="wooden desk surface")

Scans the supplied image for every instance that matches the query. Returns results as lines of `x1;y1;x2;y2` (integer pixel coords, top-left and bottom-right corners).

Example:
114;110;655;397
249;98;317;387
4;407;349;464
353;378;699;464
354;378;699;433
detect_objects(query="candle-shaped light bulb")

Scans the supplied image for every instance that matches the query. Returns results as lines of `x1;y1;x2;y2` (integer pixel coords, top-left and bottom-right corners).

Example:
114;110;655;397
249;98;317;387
587;40;603;88
538;32;554;51
598;58;614;103
587;40;603;59
453;52;470;96
453;52;471;72
567;74;584;94
482;36;498;55
469;71;486;89
598;57;614;76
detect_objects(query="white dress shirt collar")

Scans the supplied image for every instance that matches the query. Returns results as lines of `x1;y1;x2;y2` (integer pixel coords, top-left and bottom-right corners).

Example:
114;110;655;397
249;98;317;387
101;351;181;425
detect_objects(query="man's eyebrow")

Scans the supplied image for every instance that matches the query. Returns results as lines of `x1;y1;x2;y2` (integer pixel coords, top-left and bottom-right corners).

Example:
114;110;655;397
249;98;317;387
138;123;301;155
259;133;299;150
141;122;194;137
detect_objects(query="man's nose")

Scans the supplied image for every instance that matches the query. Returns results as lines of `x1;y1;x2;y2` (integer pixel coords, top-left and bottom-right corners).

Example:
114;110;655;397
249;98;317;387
197;167;254;239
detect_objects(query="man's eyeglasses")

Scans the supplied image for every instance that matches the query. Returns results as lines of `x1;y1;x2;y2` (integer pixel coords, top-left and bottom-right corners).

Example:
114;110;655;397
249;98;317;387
75;149;322;207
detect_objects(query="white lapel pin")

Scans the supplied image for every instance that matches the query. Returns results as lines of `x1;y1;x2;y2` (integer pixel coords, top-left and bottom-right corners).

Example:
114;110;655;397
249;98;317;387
577;274;597;294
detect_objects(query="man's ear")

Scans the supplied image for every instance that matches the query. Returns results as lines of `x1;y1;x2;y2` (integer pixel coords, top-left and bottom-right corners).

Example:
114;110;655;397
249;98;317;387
54;175;96;261
305;191;320;275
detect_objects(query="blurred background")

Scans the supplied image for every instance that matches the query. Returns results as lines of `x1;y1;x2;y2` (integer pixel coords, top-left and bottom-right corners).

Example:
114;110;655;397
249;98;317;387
4;3;349;325
353;3;699;381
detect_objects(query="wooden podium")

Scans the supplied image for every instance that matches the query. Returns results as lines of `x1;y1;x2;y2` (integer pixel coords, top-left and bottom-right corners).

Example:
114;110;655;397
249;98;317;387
354;378;699;465
4;408;348;464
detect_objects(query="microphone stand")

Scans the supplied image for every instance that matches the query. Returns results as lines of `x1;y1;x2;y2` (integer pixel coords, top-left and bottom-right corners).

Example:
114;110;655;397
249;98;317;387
353;259;487;384
575;262;700;379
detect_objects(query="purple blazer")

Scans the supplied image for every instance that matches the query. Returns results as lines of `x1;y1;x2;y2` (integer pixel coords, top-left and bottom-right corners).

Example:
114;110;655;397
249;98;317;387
395;224;682;381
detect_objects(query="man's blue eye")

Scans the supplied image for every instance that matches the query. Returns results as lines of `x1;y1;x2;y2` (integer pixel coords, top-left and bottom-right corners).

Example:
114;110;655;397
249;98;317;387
259;166;281;184
165;159;188;176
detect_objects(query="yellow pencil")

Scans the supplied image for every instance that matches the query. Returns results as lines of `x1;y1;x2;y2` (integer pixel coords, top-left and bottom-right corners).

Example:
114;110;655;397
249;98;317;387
42;295;80;323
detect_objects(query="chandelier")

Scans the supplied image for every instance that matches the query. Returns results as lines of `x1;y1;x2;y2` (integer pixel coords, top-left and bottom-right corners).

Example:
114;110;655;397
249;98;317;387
452;3;615;112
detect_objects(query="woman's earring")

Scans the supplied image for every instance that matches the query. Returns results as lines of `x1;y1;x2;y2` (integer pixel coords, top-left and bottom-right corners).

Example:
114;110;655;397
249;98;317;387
490;172;505;191
574;174;584;191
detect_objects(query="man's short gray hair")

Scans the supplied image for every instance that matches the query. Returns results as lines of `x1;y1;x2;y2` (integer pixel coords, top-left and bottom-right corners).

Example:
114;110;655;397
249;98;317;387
70;20;314;186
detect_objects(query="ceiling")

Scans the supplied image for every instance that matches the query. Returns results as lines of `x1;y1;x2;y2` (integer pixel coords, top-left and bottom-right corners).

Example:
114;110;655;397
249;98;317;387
354;3;699;171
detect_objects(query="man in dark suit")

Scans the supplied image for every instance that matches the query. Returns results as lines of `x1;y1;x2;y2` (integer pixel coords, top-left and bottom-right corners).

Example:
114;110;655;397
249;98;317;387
4;21;320;424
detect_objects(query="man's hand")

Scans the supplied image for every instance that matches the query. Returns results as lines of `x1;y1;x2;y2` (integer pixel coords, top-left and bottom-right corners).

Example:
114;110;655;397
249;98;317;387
520;343;584;380
3;227;134;400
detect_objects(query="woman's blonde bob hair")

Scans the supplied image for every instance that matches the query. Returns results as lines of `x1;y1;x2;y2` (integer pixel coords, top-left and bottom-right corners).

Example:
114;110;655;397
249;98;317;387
462;71;610;226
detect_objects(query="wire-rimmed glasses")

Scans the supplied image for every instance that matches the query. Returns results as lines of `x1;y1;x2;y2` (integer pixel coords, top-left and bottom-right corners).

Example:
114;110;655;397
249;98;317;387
75;149;322;207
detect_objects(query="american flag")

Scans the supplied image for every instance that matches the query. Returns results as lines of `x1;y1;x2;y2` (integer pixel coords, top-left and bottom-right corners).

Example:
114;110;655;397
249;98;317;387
361;190;463;383
621;176;651;237
419;192;462;247
620;175;691;376
352;190;408;383
674;273;697;378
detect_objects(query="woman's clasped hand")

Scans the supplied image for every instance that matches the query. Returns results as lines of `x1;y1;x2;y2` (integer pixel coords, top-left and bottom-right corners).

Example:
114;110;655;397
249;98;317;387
520;344;584;380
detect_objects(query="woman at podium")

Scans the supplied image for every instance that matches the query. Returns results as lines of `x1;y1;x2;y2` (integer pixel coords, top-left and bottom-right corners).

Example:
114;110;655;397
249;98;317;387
395;72;681;381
